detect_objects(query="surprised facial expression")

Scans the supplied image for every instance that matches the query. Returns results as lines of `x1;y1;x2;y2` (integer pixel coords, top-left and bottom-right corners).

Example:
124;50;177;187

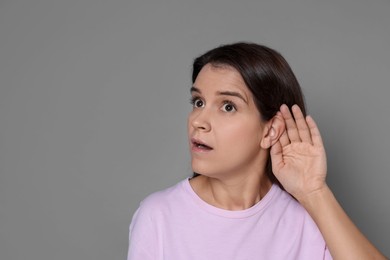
188;64;267;179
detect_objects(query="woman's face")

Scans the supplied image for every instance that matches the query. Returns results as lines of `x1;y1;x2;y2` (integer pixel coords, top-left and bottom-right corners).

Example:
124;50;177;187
188;64;267;179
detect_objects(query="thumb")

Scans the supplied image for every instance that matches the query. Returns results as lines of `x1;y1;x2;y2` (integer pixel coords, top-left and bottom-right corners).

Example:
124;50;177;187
270;140;284;174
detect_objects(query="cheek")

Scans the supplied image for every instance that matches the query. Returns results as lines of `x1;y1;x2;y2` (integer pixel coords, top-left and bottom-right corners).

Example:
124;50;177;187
219;120;263;143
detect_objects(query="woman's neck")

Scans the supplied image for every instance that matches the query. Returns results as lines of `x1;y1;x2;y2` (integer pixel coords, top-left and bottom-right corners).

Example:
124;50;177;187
190;173;272;211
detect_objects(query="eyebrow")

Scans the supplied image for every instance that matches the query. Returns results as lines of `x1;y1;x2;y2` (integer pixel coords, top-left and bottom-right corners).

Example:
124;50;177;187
190;86;248;103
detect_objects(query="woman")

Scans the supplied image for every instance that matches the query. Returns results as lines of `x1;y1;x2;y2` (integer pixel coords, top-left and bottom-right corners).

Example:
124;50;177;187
128;42;386;259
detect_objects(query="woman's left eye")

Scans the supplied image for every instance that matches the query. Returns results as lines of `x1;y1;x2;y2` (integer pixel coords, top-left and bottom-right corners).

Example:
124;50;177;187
221;102;236;112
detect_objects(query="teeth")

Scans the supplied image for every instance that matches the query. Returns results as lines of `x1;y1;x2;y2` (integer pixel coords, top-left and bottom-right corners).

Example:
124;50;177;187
196;143;210;149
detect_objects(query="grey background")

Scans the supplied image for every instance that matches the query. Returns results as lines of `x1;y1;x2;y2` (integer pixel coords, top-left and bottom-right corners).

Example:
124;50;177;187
0;0;389;259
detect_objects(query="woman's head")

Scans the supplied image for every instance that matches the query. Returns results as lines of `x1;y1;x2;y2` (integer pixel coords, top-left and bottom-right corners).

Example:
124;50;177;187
190;42;306;183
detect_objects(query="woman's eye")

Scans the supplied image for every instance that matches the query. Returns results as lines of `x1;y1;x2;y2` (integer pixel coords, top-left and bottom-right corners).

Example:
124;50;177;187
222;102;236;112
191;98;204;108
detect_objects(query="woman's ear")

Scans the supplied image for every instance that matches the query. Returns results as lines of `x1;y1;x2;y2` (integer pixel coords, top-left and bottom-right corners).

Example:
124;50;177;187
260;112;285;149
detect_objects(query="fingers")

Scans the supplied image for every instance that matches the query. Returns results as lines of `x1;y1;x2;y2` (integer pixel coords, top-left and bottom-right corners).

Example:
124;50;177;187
279;129;290;147
270;140;284;172
306;115;324;147
280;104;301;143
291;105;313;143
279;104;313;144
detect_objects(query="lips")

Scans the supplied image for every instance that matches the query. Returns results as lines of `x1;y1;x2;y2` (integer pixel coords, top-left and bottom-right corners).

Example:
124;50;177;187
191;138;213;151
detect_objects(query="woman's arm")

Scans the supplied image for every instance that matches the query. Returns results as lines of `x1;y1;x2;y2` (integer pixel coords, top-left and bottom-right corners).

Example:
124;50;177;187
300;183;385;259
270;104;386;260
127;206;158;260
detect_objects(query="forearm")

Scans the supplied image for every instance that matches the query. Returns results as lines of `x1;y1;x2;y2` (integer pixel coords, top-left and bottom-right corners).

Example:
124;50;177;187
299;185;386;260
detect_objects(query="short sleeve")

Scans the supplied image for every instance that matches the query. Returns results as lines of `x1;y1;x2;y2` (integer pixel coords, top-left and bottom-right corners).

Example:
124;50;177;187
127;205;158;260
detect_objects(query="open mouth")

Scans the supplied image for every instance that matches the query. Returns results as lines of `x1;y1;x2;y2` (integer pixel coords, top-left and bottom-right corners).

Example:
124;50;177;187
191;139;213;150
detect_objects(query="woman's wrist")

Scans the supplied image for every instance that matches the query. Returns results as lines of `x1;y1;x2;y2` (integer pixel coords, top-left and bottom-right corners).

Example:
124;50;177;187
295;184;332;212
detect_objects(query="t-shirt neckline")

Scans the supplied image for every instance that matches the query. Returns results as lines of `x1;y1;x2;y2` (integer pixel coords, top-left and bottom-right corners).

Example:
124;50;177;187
182;178;278;219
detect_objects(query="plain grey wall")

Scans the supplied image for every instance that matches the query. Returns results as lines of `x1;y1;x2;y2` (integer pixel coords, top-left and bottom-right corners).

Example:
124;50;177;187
0;0;389;259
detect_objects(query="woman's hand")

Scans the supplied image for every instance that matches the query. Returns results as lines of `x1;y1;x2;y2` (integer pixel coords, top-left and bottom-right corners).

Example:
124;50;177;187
271;104;387;259
270;104;328;202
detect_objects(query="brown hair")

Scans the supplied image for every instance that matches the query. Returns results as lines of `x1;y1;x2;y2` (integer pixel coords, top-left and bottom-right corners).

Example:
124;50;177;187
191;42;306;184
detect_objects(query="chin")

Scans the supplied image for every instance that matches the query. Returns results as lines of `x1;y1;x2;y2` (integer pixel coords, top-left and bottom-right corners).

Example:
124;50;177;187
191;165;223;179
191;167;207;176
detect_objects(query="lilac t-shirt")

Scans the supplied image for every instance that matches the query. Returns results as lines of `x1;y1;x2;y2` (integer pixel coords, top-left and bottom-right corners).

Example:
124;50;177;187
128;178;332;259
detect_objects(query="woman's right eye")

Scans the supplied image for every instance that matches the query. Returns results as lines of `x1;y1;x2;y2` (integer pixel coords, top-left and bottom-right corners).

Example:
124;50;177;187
191;98;204;108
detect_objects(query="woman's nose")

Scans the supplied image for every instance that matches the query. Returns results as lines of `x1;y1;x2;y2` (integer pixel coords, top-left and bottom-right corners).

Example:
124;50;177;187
191;111;211;132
